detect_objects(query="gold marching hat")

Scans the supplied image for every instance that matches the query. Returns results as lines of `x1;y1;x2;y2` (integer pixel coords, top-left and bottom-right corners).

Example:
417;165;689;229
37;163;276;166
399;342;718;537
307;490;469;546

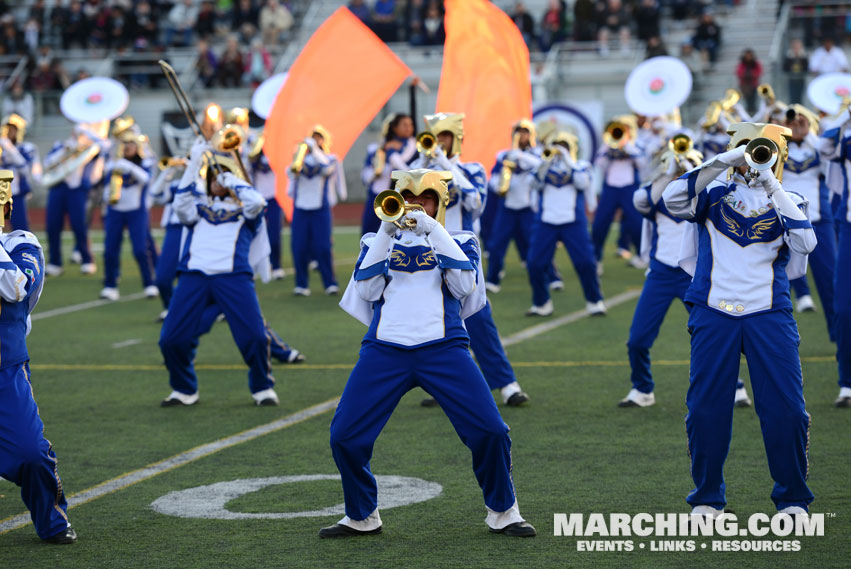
424;113;465;156
226;107;250;130
311;124;332;153
0;169;13;227
391;168;453;226
1;113;27;143
512;118;537;147
551;131;579;162
727;122;792;182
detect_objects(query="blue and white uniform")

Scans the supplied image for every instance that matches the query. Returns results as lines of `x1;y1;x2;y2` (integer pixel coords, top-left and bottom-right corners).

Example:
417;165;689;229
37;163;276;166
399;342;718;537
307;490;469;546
102;157;157;290
695;129;729;162
819;113;851;396
784;134;836;341
0;139;40;231
150;166;185;310
485;147;541;286
159;170;277;399
663;151;816;511
287;142;346;292
0;230;73;540
411;150;521;399
251;149;286;272
360;138;416;235
591;143;647;260
526;151;601;308
335;222;525;531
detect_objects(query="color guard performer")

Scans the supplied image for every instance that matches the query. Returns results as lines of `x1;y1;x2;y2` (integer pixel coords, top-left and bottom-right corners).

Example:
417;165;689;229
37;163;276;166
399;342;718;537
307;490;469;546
411;113;529;406
525;131;604;316
329;169;535;538
288;125;346;296
0;114;40;231
663;123;816;516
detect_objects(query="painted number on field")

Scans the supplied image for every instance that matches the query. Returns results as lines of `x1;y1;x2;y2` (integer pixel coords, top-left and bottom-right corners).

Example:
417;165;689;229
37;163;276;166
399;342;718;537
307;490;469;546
150;474;442;520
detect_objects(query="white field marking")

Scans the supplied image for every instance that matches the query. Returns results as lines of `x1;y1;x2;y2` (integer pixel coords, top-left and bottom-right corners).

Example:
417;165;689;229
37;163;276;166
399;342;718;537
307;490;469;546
501;289;641;347
111;338;143;349
0;397;340;536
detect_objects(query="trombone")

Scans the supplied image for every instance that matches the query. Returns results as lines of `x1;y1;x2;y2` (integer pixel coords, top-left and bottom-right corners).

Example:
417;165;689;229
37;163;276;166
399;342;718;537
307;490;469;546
373;189;425;229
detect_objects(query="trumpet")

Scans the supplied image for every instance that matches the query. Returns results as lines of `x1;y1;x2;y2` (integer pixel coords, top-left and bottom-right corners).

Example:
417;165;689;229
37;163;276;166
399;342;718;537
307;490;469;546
372;147;386;179
497;132;520;197
289;142;309;174
373;189;425;229
159;156;187;170
416;132;437;158
669;133;692;154
603;120;630;149
744;137;779;180
542;146;556;160
757;83;776;106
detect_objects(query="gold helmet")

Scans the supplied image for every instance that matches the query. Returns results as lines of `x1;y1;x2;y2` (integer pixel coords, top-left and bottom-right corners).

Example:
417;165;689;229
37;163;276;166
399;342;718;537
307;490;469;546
110;115;136;139
784;104;821;135
424;113;465;156
536;120;557;146
310;124;332;153
118;131;149;158
512;118;537;147
0;169;13;227
551;131;579;162
201;154;249;191
226;107;250;130
726;122;792;182
2;113;27;143
391;168;453;226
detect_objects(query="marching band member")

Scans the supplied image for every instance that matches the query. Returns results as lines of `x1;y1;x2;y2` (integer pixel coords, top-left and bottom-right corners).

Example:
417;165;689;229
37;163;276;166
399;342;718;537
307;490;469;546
330;169;535;538
819;102;851;407
159;139;282;407
99;132;159;301
0;114;40;231
42;120;109;276
411;113;529;407
781;106;836;334
485;119;540;292
287;125;346;296
0;170;76;543
525;132;604;316
663;123;816;516
360;113;417;235
591;116;647;270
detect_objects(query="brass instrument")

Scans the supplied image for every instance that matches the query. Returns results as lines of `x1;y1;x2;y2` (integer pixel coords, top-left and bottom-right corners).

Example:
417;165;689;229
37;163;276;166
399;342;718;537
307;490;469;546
542;146;555;160
603;120;630;149
248;132;265;160
670;133;692;154
41;142;100;188
702;101;723;130
757;83;776;106
372;147;386;180
497;132;521;197
289;142;309;174
666;133;702;172
159;156;188;170
109;167;123;205
111;116;136;139
373;189;425;229
0;169;12;228
416;131;437;158
744;137;779;180
721;88;741;111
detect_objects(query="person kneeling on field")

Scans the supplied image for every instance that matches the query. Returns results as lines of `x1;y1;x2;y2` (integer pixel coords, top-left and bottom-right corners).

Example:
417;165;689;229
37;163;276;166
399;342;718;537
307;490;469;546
326;169;536;538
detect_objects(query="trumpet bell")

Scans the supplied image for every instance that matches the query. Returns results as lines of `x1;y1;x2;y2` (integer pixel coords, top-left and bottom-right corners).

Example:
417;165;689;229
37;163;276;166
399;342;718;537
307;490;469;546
211;124;245;153
416;132;436;155
373;189;424;229
669;133;692;154
744;138;779;172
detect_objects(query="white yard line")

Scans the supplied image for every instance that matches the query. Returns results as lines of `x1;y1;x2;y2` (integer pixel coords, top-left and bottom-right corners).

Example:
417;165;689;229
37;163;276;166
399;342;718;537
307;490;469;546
32;292;148;321
111;339;143;349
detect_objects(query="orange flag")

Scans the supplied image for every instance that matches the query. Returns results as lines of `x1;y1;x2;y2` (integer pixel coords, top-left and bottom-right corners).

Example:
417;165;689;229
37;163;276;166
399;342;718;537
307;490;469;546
264;7;412;219
436;0;532;168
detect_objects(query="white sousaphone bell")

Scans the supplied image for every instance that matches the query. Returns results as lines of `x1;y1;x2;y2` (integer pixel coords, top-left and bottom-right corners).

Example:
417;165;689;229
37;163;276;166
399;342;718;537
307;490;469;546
624;56;693;118
806;72;851;116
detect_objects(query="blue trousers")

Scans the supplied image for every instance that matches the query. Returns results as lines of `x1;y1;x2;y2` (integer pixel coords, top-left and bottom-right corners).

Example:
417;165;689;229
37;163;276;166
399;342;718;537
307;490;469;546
527;219;601;306
486;205;533;285
159;272;275;395
330;340;516;520
790;221;837;342
155;224;183;309
0;363;69;539
103;208;157;288
46;187;92;266
479;190;500;253
465;301;515;391
10;195;29;232
836;222;851;389
291;207;336;290
685;306;813;510
265;197;284;270
591;182;642;260
360;195;381;236
627;262;693;393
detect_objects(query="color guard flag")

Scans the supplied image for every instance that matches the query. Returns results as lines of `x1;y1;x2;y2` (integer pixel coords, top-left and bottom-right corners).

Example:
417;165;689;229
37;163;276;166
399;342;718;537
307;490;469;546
435;0;532;168
264;7;412;219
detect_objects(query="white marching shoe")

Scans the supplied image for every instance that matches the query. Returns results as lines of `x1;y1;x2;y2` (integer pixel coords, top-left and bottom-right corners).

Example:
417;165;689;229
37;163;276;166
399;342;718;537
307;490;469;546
144;285;159;298
795;295;816;313
618;388;655;408
45;264;64;277
596;261;604;277
161;390;199;407
586;300;607;316
834;387;851;408
99;287;120;301
70;250;83;264
526;300;553;316
157;309;169;322
80;263;97;275
548;280;564;291
325;285;339;295
691;505;724;519
485;282;501;294
271;268;286;280
252;388;279;406
779;506;808;517
734;385;752;408
628;256;649;269
293;287;311;296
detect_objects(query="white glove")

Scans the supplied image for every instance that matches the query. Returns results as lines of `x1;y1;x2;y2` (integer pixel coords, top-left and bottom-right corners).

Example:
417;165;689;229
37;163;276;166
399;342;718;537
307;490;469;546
407;210;438;236
666;156;679;176
506;149;519;162
0;137;13;151
714;146;746;168
757;168;781;196
115;158;135;173
380;220;397;236
217;171;241;189
559;146;574;167
189;137;209;163
433;144;453;170
304;137;317;150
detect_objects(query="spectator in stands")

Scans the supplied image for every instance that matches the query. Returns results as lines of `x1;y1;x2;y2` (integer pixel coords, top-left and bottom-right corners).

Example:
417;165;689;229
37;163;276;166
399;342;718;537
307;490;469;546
634;0;659;43
669;0;690;23
692;11;721;70
167;0;199;47
218;35;245;87
132;1;159;46
232;0;259;35
2;82;34;125
23;18;40;54
195;38;218;87
55;1;89;50
29;0;47;27
736;48;762;114
244;37;272;87
511;2;536;47
809;36;849;75
0;15;24;55
348;0;371;26
259;0;293;46
645;35;667;58
196;1;218;40
421;1;445;46
107;4;131;50
407;0;424;44
540;0;564;52
573;0;595;42
87;1;111;49
596;0;631;56
784;39;809;104
372;0;398;43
